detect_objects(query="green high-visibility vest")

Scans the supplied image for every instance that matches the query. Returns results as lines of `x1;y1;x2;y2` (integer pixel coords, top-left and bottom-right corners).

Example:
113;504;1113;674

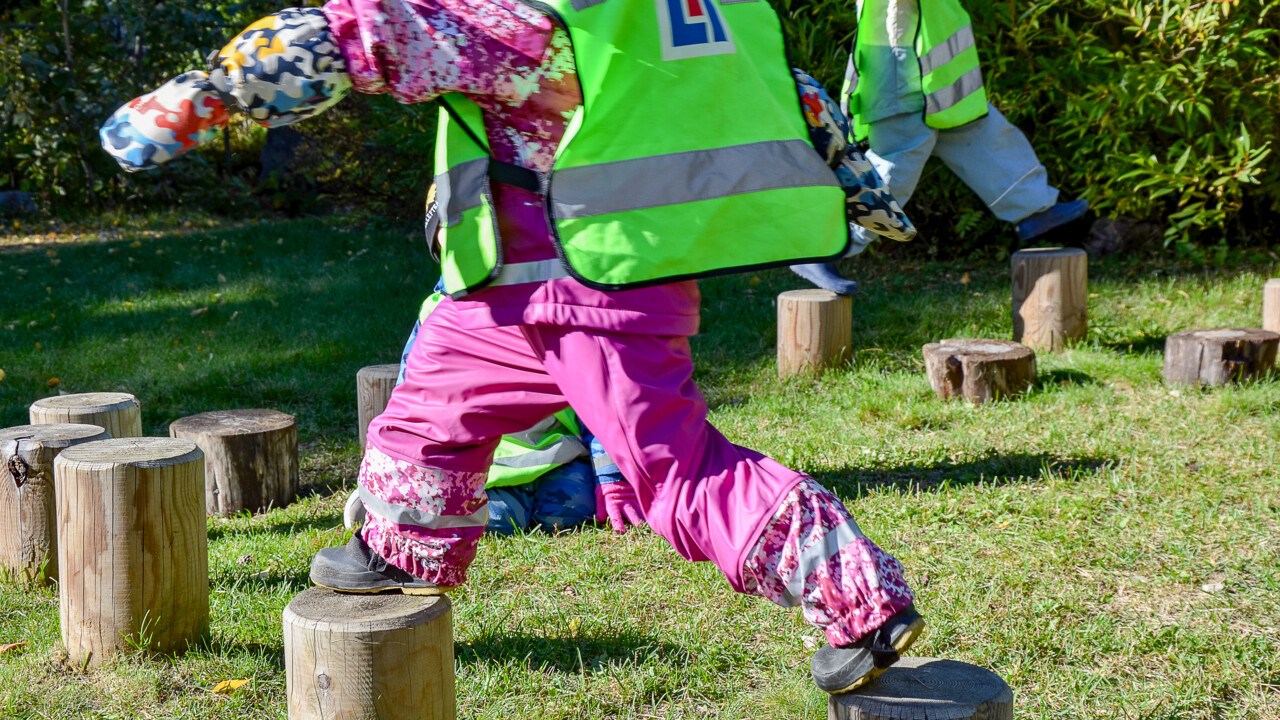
427;0;847;296
415;292;587;488
845;0;988;141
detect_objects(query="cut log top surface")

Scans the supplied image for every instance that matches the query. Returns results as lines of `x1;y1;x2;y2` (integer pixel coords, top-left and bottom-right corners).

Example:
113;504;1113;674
30;392;137;412
925;339;1034;359
57;437;201;468
0;423;107;447
778;289;844;302
830;657;1012;718
170;409;295;435
1012;247;1086;259
358;364;400;378
1176;328;1278;342
285;587;451;632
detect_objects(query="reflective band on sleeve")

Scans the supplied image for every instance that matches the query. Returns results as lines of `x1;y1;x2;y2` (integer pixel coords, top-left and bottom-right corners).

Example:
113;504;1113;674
490;259;572;287
552;139;839;221
924;66;984;115
592;452;618;473
918;23;976;77
492;437;588;469
358;485;490;529
779;517;865;607
437;158;487;225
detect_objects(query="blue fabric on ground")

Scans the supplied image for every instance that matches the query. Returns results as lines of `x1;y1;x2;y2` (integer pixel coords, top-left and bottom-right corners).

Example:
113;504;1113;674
530;459;597;531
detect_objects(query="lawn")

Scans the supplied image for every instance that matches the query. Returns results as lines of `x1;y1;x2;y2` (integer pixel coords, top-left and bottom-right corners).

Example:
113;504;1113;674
1;216;1278;719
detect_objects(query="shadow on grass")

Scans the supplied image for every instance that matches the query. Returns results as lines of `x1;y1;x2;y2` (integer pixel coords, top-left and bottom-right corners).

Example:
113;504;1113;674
208;511;343;541
457;631;685;674
1038;368;1098;388
815;452;1114;499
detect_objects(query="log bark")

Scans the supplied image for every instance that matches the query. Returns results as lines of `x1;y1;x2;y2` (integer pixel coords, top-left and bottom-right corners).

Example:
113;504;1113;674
777;289;853;378
30;392;142;438
0;424;109;585
1263;279;1280;334
169;409;298;516
829;657;1013;720
284;588;456;720
1162;328;1279;386
358;364;400;447
56;438;208;667
1011;247;1087;351
922;339;1037;403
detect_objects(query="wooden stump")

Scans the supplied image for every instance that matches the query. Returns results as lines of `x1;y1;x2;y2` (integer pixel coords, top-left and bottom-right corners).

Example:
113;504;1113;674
1011;247;1087;351
30;392;142;439
358;364;400;447
777;289;853;378
284;588;456;720
1162;328;1279;386
830;657;1013;720
1263;279;1280;334
0;424;109;585
56;438;208;667
169;409;298;516
922;339;1037;403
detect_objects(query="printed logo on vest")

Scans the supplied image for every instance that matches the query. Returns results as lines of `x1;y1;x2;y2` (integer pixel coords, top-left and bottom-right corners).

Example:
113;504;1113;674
656;0;736;61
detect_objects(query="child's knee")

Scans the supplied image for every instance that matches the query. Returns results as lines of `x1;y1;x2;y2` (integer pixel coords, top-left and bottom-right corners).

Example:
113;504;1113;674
530;460;596;530
486;486;533;535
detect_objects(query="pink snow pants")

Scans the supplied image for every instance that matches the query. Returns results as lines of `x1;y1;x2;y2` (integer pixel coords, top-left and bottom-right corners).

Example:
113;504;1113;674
361;297;914;646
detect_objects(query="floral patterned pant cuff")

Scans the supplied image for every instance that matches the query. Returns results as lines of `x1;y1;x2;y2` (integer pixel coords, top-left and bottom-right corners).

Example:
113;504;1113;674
741;477;915;648
357;444;488;587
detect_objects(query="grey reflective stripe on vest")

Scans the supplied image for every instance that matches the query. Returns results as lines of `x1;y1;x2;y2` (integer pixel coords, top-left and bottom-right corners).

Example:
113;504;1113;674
492;436;587;469
504;415;559;446
924;66;984;115
491;259;572;287
778;518;865;607
551;139;838;221
358;485;490;529
918;23;976;77
437;158;487;225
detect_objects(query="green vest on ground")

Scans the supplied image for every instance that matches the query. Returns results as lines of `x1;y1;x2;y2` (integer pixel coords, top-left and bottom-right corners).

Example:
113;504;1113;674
846;0;988;141
428;0;847;296
416;293;586;488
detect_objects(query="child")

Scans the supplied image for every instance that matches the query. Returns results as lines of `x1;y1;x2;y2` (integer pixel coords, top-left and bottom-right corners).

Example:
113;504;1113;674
102;0;921;694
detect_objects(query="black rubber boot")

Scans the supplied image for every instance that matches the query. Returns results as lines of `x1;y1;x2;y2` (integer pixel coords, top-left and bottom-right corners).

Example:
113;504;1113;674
310;534;452;596
811;603;925;694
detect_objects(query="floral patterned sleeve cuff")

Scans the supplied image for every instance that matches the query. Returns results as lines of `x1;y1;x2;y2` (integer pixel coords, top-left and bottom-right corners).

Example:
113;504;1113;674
100;7;352;172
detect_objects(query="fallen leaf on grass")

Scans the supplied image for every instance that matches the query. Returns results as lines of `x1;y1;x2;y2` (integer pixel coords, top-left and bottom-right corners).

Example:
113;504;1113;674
0;642;29;654
211;679;250;694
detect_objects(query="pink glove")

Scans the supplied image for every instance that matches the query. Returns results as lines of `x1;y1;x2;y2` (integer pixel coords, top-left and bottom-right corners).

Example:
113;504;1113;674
594;481;645;534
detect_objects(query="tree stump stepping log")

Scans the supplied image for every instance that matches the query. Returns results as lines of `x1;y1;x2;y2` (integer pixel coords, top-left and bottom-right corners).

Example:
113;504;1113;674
829;657;1013;720
29;392;142;439
56;438;209;667
284;588;456;720
358;364;400;448
1263;279;1280;334
777;289;853;378
923;339;1037;403
169;409;298;516
1163;328;1279;386
1011;247;1087;351
0;424;109;585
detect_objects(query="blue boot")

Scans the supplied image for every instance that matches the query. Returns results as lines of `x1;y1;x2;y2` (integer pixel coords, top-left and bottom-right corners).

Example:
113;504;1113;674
486;486;533;535
789;262;860;295
1014;199;1090;241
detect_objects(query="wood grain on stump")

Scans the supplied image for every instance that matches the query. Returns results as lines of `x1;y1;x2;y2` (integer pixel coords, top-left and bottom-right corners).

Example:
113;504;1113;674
169;409;297;516
358;364;400;448
1263;279;1280;334
55;438;208;667
285;588;455;720
829;657;1013;720
777;289;853;378
923;339;1036;403
0;424;109;585
1162;328;1279;386
30;392;142;439
1011;247;1087;351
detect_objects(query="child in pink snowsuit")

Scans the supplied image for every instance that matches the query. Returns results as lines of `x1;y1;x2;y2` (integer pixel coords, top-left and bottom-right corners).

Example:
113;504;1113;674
102;0;921;693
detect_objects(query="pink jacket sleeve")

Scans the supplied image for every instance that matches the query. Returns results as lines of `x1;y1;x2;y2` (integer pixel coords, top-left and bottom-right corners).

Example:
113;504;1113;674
322;0;556;104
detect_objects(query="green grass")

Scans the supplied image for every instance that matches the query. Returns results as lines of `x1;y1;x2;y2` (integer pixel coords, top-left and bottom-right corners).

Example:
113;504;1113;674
2;217;1279;719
